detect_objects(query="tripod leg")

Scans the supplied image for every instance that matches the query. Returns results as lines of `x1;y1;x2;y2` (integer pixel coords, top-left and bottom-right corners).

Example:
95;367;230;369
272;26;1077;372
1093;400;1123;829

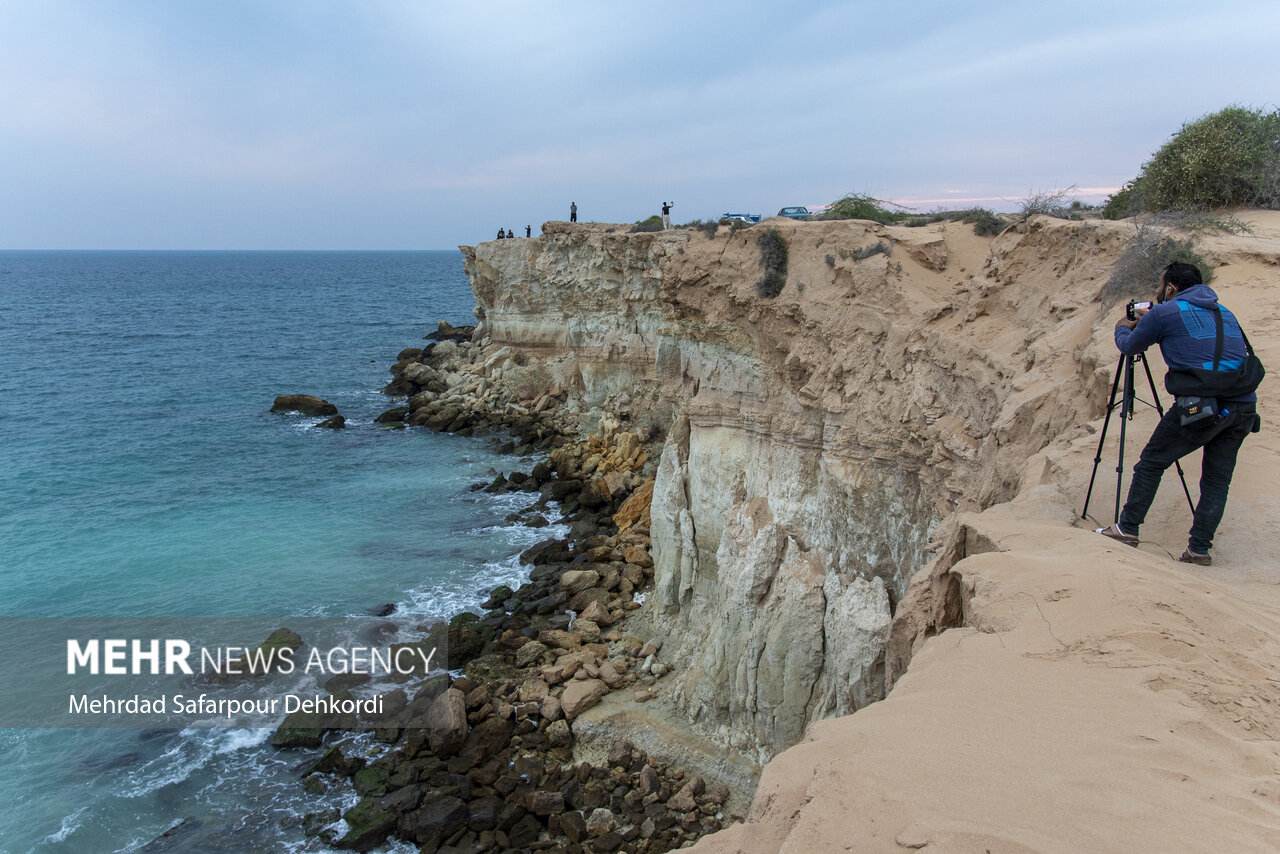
1115;355;1135;523
1082;354;1127;520
1140;354;1195;513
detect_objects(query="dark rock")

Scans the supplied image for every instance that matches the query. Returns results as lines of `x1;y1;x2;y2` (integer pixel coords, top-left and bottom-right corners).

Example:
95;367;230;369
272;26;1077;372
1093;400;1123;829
366;603;397;617
594;830;625;852
608;740;634;767
465;715;513;760
526;789;565;816
302;808;341;838
401;796;469;845
425;321;475;342
306;745;364;777
376;408;408;424
546;480;584;500
316;414;345;429
353;765;391;797
271;394;338;416
481;585;514;610
506;814;542;847
468;796;504;831
560;810;587;844
383;374;415;396
520;538;571;565
381;785;422;815
271;713;326;749
447;625;484;668
637;764;660;795
337;796;397;852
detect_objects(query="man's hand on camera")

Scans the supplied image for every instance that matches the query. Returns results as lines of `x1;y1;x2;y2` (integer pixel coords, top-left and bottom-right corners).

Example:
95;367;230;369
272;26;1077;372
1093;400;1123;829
1116;316;1139;330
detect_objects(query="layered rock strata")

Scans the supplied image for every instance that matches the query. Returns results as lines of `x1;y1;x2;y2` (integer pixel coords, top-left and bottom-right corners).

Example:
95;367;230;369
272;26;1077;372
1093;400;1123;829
458;216;1128;759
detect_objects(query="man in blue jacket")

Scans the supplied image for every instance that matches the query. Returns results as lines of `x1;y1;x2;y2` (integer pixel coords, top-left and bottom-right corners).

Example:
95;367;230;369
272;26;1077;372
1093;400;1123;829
1097;262;1259;565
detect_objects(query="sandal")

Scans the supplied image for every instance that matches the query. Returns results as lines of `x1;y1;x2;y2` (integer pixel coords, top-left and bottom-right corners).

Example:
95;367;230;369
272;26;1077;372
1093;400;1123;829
1094;523;1139;546
1179;549;1212;567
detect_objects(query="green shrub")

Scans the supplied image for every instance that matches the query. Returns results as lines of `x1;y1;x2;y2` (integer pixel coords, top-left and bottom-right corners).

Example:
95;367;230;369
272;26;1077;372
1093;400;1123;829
755;229;788;298
855;240;892;261
682;219;721;238
1101;181;1140;220
1136;106;1280;211
818;194;909;224
962;208;1005;236
630;215;665;233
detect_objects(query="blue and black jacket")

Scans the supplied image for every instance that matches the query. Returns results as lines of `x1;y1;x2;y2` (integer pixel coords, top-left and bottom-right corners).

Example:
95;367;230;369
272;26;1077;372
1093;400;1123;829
1114;284;1256;404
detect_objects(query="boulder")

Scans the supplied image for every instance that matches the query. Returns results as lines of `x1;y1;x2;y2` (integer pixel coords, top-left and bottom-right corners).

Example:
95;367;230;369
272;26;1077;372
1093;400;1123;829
612;478;654;530
424;688;468;755
567;587;611;613
270;394;337;416
585;807;618;837
336;796;397;852
559;569;601;594
515;641;547;668
539;629;582;650
578;600;613;627
622;545;653;568
401;796;469;846
316;414;345;429
546;719;571;747
561;679;607;720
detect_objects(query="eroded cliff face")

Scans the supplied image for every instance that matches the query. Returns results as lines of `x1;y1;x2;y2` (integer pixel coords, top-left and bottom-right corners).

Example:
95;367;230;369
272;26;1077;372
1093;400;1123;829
462;216;1129;759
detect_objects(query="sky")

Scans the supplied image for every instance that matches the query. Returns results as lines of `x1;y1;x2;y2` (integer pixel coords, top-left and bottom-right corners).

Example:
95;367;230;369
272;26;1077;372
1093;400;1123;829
2;0;1278;249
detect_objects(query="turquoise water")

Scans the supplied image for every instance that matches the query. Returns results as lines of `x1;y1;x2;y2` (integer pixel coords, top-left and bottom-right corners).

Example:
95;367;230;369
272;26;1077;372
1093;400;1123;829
0;251;558;852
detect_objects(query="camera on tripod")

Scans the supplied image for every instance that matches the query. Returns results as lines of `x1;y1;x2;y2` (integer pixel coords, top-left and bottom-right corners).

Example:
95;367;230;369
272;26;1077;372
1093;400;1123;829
1126;300;1152;321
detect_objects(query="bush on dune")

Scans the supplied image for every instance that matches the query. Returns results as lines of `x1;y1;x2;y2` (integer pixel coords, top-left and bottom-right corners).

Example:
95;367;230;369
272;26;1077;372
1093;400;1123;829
1105;105;1280;217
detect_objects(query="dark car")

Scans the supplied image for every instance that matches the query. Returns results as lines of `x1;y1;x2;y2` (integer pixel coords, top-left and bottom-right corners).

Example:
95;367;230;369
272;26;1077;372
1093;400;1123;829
777;206;812;220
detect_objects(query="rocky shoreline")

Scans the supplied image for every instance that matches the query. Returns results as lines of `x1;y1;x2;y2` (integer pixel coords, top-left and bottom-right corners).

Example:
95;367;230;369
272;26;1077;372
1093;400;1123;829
270;320;729;853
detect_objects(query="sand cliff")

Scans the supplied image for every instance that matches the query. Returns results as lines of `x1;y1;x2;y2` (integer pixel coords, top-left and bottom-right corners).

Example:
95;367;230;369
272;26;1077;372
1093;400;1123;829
461;212;1280;850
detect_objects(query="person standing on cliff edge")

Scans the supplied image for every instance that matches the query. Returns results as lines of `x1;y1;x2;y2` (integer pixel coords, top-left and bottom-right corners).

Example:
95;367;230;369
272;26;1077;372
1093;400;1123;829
661;201;673;229
525;225;531;238
1096;262;1262;565
570;202;577;223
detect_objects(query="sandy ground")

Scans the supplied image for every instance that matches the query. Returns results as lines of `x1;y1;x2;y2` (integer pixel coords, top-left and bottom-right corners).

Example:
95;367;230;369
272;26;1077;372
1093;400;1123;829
686;214;1280;853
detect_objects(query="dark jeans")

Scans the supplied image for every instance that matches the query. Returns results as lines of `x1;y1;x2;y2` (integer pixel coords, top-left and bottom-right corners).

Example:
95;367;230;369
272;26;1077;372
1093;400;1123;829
1120;403;1256;553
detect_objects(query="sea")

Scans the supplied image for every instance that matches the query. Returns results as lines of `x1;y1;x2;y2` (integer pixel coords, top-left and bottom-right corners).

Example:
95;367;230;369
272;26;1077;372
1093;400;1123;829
0;250;561;852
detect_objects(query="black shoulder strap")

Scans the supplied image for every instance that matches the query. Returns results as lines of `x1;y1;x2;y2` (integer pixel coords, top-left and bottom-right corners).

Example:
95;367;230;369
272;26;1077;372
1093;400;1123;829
1210;304;1224;371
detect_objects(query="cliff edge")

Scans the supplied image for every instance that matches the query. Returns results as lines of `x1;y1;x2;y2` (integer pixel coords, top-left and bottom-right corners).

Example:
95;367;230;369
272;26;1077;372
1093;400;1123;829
460;212;1280;850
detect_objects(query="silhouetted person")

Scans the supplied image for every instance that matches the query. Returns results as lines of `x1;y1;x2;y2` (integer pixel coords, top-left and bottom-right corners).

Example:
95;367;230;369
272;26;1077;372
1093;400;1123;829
506;229;514;239
526;225;531;238
661;201;673;229
570;202;577;223
496;228;505;239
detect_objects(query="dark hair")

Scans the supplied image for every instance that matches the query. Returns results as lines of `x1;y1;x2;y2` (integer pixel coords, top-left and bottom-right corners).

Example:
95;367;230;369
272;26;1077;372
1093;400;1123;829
1161;262;1202;289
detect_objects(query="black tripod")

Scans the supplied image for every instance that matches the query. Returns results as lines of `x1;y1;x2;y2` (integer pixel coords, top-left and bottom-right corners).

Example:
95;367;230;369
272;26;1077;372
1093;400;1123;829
1082;352;1194;524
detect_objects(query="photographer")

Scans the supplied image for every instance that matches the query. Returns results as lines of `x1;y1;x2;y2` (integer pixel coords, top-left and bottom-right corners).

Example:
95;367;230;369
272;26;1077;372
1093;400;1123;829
1097;262;1261;565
